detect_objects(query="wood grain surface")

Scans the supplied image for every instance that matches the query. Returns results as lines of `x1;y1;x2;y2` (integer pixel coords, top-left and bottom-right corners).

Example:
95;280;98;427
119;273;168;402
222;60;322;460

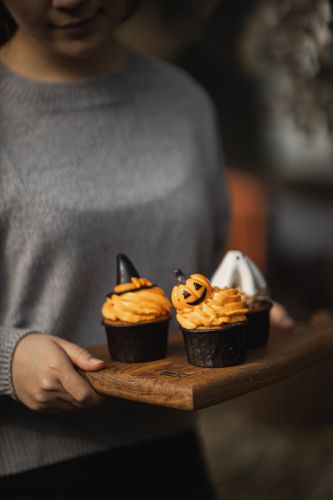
83;323;333;411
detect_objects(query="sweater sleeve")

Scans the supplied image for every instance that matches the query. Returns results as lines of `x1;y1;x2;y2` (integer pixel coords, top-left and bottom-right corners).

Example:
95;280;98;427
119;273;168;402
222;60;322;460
0;327;39;398
0;151;42;398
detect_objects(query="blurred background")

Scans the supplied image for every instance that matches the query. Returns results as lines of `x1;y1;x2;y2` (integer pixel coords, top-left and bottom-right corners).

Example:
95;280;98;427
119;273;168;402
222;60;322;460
118;1;333;498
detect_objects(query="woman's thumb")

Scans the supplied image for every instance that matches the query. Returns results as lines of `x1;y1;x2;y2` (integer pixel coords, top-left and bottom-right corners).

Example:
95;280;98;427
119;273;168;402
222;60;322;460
53;337;105;371
270;301;295;330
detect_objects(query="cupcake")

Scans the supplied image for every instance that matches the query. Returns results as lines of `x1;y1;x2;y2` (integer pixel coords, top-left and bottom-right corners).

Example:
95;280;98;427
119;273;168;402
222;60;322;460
101;254;171;362
171;270;248;368
211;250;273;348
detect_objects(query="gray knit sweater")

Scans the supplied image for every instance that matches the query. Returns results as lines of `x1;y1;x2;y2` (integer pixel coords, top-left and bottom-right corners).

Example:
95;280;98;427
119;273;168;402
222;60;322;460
0;48;229;476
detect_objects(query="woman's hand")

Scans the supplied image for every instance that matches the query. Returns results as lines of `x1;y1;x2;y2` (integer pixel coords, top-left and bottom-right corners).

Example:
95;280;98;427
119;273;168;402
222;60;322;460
310;309;333;326
271;305;333;330
12;333;105;413
270;301;295;330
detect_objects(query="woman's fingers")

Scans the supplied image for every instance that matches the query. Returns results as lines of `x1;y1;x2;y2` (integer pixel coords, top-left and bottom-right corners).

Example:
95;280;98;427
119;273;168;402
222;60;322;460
310;309;333;326
53;338;105;407
57;354;104;408
270;301;295;330
34;384;103;413
12;333;105;413
53;337;105;371
36;398;82;414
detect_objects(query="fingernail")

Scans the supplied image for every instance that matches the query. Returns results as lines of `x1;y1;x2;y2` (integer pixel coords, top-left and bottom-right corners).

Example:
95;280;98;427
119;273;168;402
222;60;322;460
89;356;104;364
281;317;295;328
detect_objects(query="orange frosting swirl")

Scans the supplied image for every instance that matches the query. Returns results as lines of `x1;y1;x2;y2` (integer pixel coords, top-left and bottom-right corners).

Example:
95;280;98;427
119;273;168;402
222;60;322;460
175;287;248;330
102;279;171;324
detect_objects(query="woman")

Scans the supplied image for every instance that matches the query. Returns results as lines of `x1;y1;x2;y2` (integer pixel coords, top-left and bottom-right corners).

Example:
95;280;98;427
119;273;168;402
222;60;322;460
0;1;292;498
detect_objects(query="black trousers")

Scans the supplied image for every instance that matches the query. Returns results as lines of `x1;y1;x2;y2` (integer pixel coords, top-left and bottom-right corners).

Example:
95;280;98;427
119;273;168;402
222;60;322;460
1;430;217;499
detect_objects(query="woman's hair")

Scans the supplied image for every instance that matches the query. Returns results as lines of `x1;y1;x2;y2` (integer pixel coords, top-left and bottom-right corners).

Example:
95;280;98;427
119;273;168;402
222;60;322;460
123;0;142;21
0;1;17;46
0;0;142;46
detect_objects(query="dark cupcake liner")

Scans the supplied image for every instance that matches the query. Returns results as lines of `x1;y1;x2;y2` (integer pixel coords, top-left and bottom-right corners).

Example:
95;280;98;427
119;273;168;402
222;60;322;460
246;301;273;348
180;321;247;368
102;317;170;362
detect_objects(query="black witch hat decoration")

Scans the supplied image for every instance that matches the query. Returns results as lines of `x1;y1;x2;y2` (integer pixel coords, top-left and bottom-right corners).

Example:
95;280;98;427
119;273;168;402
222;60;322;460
107;254;154;297
117;253;140;285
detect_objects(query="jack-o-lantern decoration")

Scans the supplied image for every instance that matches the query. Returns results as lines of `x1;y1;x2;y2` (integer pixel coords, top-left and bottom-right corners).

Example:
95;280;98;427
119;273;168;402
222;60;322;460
107;254;154;297
171;269;213;309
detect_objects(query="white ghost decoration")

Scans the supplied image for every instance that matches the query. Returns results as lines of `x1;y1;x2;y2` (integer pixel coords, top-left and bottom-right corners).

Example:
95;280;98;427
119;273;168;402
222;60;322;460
211;250;268;297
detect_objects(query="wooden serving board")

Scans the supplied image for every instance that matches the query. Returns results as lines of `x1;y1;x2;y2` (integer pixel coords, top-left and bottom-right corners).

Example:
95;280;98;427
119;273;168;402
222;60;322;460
83;323;333;411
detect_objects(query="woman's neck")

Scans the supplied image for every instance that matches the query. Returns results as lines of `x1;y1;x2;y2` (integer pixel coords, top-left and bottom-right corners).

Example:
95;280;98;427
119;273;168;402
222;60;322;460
0;29;127;82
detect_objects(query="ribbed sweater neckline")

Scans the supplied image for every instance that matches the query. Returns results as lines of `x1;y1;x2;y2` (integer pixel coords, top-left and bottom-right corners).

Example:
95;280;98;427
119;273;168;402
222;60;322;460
0;46;139;111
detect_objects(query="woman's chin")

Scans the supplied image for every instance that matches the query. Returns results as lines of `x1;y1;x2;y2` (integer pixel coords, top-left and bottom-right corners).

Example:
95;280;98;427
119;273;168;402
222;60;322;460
51;35;107;60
